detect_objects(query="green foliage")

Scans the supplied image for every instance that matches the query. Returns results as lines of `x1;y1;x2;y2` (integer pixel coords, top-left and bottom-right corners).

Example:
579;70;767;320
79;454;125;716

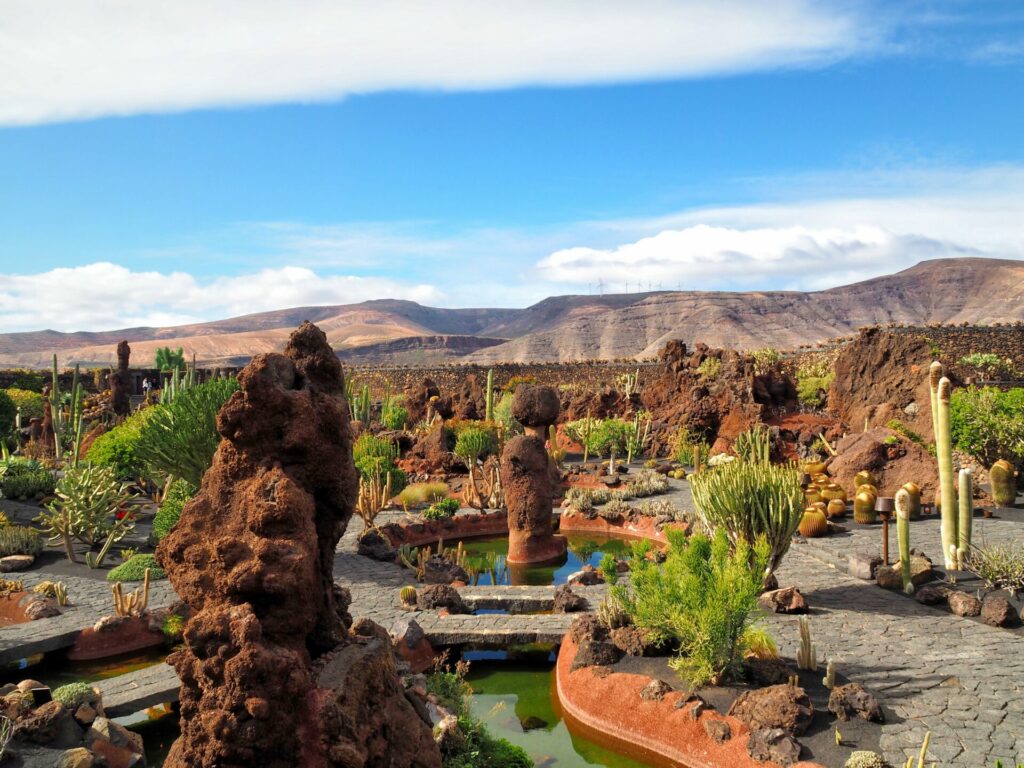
689;460;803;584
796;356;835;409
491;392;522;434
397;482;449;507
751;347;781;375
51;682;98;709
381;404;409;431
672;426;710;467
422;498;460;520
36;464;135;552
154;346;186;372
612;529;769;686
964;541;1024;597
427;664;532;768
86;408;156;480
135;378;239;487
453;426;496;467
0;391;15;435
585;418;632;458
153;479;194;542
162;613;185;641
4;389;44;421
950;387;1024;467
0;525;43;557
107;553;166;582
959;352;1015;376
599;553;619;585
353;433;407;494
0;459;56;499
696;357;722;379
885;419;931;452
733;425;771;464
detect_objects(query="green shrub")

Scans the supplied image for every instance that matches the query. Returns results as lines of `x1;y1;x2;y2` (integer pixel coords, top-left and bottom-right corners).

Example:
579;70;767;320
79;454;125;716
51;682;98;709
796;375;833;408
153;479;194;542
353;433;407;494
0;459;56;499
689;460;802;586
959;352;1014;376
381;404;408;431
107;553;166;582
491;391;522;434
696;357;722;379
751;347;781;375
599;553;619;585
454;426;496;467
4;389;44;422
672;427;710;466
422;498;460;520
950;386;1024;467
36;465;135;560
0;526;43;557
162;613;186;642
397;482;449;508
86;408;155;480
733;425;771;464
612;528;769;686
0;391;15;435
135;378;239;487
885;419;931;452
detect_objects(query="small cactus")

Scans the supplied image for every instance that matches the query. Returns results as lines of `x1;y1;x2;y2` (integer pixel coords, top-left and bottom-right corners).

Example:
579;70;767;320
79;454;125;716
798;508;829;538
990;459;1017;507
853;489;877;524
797;616;817;671
399;585;417;606
895;488;914;594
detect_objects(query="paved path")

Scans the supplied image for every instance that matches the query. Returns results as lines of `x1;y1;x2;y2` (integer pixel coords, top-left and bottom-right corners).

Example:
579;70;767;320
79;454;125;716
768;545;1024;767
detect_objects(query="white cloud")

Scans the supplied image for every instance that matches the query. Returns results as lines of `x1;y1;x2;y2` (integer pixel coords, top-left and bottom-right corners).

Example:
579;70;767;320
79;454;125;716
0;0;870;125
0;263;441;332
536;166;1024;291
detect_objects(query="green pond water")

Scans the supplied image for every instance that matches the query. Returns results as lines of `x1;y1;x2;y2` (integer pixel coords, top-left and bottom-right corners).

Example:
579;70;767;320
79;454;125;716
450;534;633;587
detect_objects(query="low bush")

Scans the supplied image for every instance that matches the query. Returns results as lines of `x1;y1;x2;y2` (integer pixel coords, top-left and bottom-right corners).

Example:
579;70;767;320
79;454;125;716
964;541;1024;597
51;682;98;709
86;408;156;480
491;392;522;434
4;389;44;422
153;479;194;542
627;469;670;497
611;528;769;686
0;526;43;558
397;482;449;508
672;427;710;467
422;498;460;520
107;553;166;582
453;425;497;466
696;357;722;379
950;386;1024;468
796;356;835;409
381;404;408;431
0;459;55;500
353;433;407;494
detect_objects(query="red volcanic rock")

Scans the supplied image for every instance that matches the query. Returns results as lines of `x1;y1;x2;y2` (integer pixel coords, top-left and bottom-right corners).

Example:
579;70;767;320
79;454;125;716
512;385;561;437
827;428;938;499
404;377;452;426
758;586;808;615
157;322;438;768
110;341;132;419
450;373;485;420
728;684;814;737
500;434;566;564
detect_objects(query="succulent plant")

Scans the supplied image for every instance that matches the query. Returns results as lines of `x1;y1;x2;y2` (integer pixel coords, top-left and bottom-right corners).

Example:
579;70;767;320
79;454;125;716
399;585;417;606
853;489;877;524
853;470;876;489
895;488;914;594
901;482;922;520
798;508;829;538
826;499;846;518
990;459;1017;507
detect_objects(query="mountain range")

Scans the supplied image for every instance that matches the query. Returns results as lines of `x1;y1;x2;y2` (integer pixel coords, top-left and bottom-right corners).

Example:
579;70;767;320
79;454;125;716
2;258;1022;368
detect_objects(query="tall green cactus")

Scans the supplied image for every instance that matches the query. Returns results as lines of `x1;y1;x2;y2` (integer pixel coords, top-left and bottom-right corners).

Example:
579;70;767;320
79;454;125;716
935;376;957;569
895;487;914;594
485;369;494;422
957;468;973;570
928;361;942;441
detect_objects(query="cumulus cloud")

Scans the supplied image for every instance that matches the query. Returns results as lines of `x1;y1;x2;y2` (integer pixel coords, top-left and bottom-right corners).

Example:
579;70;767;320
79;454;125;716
0;263;441;332
0;0;870;125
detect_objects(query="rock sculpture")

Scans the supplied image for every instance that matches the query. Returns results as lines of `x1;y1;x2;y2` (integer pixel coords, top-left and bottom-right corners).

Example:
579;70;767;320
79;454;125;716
110;341;131;418
500;433;566;564
158;321;439;768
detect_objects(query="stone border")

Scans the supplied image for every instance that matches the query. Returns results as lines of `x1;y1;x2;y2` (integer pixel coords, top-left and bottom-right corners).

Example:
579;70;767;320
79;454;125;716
378;510;508;548
558;513;685;542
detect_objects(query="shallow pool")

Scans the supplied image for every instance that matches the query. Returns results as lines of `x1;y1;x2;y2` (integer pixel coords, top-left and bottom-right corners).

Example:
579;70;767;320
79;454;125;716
453;534;631;586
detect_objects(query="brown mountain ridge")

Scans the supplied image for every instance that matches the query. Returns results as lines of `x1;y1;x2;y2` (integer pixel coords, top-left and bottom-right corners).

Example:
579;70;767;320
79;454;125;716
1;258;1021;367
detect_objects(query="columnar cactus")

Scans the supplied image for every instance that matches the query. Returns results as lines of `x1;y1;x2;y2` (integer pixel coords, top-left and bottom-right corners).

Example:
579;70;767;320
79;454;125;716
957;468;973;570
990;459;1017;507
484;368;494;422
934;376;957;569
895;487;914;594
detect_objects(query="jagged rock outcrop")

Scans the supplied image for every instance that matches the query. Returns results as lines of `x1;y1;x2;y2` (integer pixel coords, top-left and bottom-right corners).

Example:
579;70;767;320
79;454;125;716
501;433;566;564
157;321;439;768
110;341;131;419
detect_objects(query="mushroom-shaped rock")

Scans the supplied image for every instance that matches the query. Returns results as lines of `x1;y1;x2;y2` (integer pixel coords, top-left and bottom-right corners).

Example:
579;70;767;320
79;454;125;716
512;385;561;438
500;434;567;564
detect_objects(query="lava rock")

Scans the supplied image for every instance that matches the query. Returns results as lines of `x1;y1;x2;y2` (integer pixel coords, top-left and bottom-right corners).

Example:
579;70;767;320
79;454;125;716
847;553;882;581
947;590;982;617
552;584;587;613
748;728;802;767
914;583;951;605
704;719;732;744
981;594;1019;627
828;683;884;723
416;584;469;614
758;586;807;614
639;680;672;701
356;529;396;562
876;554;934;590
570;639;622;672
610;626;649;657
728;684;814;736
568;614;607;644
0;555;34;572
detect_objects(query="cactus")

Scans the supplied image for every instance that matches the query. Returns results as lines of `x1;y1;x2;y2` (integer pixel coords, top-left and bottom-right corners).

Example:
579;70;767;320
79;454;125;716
626;413;650;464
798;508;829;538
895;488;914;594
853;489;877;524
796;616;817;671
902;482;922;520
957;468;973;570
581;412;593;465
822;658;835;689
111;568;150;617
826;499;846;518
928;361;943;438
399;585;417;606
934;377;957;569
990;459;1017;507
854;470;876;489
484;369;494;422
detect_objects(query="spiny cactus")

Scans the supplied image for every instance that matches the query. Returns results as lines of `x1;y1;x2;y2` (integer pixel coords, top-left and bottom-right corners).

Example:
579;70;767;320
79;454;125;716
895;488;914;594
399;585;417;606
902;482;922;520
111;569;150;617
957;468;973;570
798;508;829;538
935;376;957;569
796;615;817;671
822;658;835;689
484;369;494;422
990;459;1017;507
853;489;877;524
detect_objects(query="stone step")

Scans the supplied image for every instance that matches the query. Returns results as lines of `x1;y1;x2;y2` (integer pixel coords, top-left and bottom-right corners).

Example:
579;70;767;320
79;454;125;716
97;661;179;718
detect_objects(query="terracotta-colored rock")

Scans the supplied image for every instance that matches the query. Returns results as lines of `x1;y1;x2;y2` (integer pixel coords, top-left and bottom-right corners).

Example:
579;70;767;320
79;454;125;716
827;683;884;722
758;586;808;614
981;594;1019;627
157;322;439;768
947;590;982;617
110;341;132;419
501;434;566;564
728;684;814;737
512;384;561;438
827;428;938;499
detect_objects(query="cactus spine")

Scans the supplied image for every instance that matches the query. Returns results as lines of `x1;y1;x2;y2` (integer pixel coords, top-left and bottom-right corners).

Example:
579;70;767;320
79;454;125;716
895;487;914;594
957;468;973;570
934;376;957;569
484;368;494;422
990;459;1017;507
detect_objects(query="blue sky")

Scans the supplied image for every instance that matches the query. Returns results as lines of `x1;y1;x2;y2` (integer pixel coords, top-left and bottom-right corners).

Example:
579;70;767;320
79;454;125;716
1;0;1023;331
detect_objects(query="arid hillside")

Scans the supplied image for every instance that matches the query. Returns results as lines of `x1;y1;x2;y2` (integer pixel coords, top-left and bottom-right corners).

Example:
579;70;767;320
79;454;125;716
0;258;1021;367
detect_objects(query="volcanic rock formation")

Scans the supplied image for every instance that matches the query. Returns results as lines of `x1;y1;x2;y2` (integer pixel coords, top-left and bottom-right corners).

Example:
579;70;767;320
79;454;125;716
501;433;566;564
110;341;132;418
157;321;439;768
